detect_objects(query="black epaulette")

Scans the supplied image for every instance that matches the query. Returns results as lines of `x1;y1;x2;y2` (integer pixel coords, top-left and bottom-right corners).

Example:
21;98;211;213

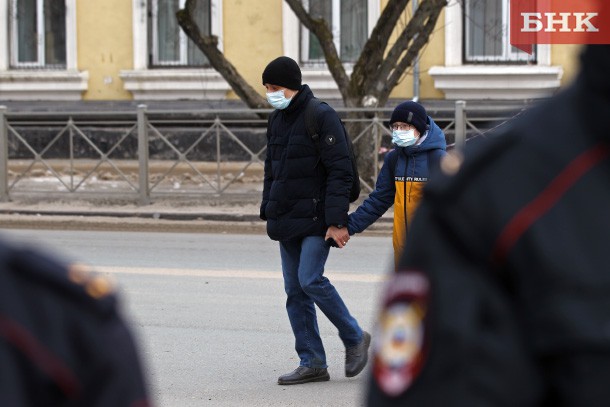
0;241;118;317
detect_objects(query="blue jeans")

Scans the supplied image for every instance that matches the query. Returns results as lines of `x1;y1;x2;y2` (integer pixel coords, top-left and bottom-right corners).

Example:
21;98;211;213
279;236;363;369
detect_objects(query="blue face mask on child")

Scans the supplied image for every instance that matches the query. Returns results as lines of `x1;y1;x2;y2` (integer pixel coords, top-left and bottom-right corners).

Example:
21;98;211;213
392;129;418;147
266;90;292;110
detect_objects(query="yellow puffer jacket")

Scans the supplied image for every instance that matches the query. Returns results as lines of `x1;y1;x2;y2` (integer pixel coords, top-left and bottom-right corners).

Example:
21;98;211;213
348;118;447;264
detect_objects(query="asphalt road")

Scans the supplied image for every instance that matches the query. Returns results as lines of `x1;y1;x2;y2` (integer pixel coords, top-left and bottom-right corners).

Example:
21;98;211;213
1;228;394;407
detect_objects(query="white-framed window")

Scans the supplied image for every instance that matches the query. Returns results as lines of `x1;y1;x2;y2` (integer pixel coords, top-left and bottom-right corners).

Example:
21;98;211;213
428;0;562;100
282;0;379;99
150;0;211;67
301;0;368;64
121;0;228;100
0;0;87;100
464;0;535;63
9;0;66;68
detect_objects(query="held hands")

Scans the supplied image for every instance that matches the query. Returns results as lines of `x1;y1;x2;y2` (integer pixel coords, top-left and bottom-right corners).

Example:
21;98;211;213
325;226;350;249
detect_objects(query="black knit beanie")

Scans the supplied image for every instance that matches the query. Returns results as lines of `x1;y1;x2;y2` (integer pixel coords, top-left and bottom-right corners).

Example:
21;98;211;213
262;56;302;90
389;101;429;135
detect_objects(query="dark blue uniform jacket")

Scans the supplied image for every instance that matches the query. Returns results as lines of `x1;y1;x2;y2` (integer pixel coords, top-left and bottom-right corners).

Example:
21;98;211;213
0;238;150;406
367;45;610;407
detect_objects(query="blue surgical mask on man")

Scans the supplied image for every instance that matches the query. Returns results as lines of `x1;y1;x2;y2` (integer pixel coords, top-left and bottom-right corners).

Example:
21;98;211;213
392;129;418;147
266;90;293;110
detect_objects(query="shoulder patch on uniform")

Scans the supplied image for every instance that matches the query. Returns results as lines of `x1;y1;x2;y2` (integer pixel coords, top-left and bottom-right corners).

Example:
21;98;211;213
439;150;464;176
325;134;336;145
373;271;429;397
68;263;115;299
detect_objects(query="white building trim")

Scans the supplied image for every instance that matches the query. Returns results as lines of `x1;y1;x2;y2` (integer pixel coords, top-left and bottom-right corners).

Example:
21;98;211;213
121;69;229;100
0;70;89;101
429;0;562;100
120;0;229;100
0;0;88;101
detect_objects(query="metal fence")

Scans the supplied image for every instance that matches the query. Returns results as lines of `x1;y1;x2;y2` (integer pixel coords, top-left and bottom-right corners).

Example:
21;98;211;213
0;101;509;204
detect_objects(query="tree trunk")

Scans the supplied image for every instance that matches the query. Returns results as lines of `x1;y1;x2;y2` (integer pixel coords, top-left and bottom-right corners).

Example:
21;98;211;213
177;0;448;185
176;0;267;112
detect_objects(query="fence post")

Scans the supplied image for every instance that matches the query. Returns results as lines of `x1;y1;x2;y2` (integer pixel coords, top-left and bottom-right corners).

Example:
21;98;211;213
372;115;381;182
137;104;150;205
215;116;221;194
455;100;466;149
0;106;8;202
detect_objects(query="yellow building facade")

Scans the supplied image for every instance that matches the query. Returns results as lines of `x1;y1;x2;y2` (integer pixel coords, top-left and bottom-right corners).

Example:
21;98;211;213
0;0;582;102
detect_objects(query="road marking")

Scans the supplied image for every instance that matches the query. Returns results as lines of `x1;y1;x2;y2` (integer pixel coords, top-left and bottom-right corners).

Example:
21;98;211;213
96;266;387;283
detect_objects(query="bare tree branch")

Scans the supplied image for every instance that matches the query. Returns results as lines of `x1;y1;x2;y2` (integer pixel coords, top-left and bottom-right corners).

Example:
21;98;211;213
177;0;445;109
284;0;351;101
176;0;267;109
350;0;411;101
373;0;447;104
385;1;445;98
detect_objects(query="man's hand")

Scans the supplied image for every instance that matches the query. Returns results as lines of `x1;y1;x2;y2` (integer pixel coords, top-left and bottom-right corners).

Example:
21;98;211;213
325;226;350;249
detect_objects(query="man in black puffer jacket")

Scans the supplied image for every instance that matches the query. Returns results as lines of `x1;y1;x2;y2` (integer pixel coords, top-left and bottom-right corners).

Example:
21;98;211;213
260;56;370;385
367;45;610;406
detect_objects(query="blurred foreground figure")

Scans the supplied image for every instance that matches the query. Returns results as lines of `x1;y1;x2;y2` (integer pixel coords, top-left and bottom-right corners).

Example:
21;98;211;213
367;45;610;406
0;237;151;406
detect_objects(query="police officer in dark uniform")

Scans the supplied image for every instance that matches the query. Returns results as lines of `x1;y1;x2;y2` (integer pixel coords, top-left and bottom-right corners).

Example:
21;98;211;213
367;44;610;406
0;237;151;406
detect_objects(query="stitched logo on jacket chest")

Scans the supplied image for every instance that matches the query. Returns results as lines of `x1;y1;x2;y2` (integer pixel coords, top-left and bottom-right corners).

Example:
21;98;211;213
325;134;336;145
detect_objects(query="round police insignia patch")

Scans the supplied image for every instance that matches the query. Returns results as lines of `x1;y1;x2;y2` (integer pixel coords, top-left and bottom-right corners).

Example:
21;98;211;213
373;271;429;397
325;134;336;145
